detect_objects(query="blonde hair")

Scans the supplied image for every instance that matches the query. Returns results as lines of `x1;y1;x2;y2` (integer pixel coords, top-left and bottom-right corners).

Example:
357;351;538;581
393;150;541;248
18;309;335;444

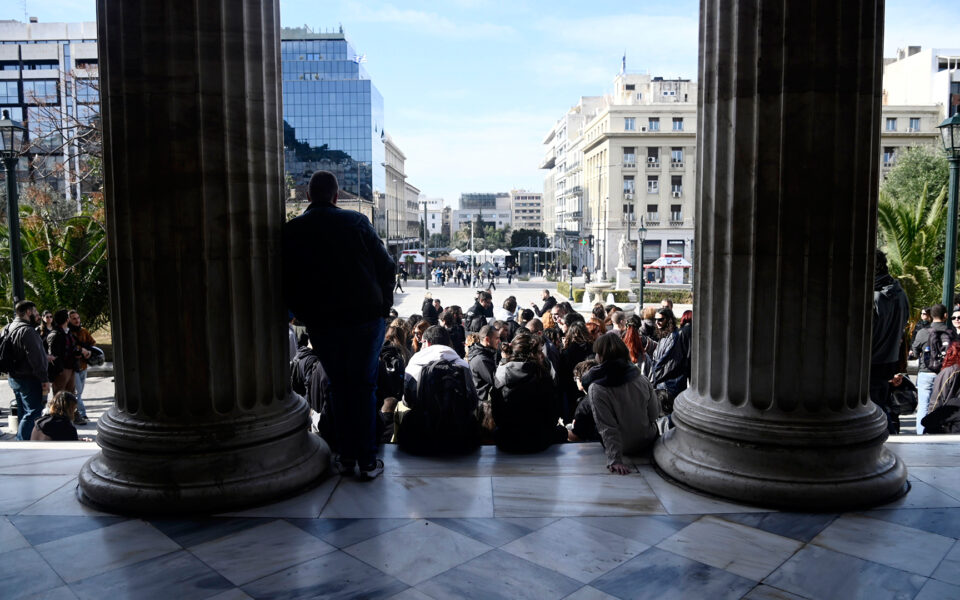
542;312;555;330
47;391;78;420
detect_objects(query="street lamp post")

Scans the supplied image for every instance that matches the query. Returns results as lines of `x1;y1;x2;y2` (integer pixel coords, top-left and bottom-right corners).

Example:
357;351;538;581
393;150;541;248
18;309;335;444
0;109;26;304
637;217;647;309
422;199;429;290
939;113;960;308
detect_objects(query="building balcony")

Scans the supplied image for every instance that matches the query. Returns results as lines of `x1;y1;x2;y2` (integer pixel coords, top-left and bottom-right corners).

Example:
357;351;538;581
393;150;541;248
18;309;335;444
623;161;637;169
671;161;684;169
646;158;660;168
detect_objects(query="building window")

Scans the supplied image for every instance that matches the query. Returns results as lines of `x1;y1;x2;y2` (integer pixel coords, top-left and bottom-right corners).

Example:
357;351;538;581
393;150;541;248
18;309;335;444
647;147;659;164
670;206;683;221
672;117;684;131
671;147;683;163
648;117;660;131
643;240;662;263
623;203;635;221
0;80;17;104
885;117;897;132
647;176;659;193
625;84;635;91
909;117;920;132
671;175;683;195
647;204;659;221
883;147;896;166
623;147;635;165
667;239;685;255
623;176;635;193
624;117;636;131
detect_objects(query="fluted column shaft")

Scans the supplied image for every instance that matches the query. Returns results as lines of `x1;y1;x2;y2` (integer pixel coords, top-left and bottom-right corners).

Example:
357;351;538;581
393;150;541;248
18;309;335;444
654;0;906;509
79;0;326;514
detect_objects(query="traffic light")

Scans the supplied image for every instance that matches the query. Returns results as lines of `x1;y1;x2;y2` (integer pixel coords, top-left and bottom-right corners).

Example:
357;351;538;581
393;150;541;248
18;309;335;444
579;237;588;246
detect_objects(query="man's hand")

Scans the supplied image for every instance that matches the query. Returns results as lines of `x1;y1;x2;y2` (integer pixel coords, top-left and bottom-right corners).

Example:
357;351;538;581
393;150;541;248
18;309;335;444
42;382;51;395
47;354;55;363
608;462;632;475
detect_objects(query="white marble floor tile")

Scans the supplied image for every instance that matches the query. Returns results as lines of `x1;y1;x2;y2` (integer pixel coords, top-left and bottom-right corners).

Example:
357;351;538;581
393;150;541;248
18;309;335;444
17;479;111;517
562;586;621;600
811;514;955;577
321;476;494;518
344;519;491;586
657;516;803;581
502;518;650;583
0;447;97;470
493;475;665;517
35;519;179;583
931;540;960;586
0;516;30;553
572;515;698;546
908;467;960;501
638;467;775;515
0;547;66;599
874;479;960;509
188;519;336;586
217;474;340;518
916;578;960;600
204;590;254;600
385;589;435;600
0;475;75;515
26;585;79;600
0;455;91;476
741;584;808;600
382;443;614;477
887;440;960;467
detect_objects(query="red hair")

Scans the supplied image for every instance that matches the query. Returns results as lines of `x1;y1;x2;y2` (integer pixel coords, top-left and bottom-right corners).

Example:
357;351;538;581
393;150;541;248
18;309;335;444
680;310;693;327
623;322;644;364
943;341;960;370
584;321;603;342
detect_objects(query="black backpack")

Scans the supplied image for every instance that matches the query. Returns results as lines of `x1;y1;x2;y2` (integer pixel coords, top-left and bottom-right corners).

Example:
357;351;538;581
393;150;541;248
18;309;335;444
923;329;957;373
398;359;479;454
465;311;486;333
0;323;23;375
377;344;406;406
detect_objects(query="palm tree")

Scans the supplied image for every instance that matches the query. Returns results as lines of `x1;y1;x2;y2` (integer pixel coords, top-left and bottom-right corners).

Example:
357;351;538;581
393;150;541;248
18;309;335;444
877;184;948;316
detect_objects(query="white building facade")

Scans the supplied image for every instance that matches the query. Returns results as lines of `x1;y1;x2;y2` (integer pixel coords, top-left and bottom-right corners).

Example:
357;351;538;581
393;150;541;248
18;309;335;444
509;189;543;231
452;193;512;232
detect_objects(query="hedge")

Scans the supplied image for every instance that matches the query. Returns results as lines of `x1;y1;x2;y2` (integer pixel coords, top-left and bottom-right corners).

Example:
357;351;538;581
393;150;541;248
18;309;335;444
635;288;693;305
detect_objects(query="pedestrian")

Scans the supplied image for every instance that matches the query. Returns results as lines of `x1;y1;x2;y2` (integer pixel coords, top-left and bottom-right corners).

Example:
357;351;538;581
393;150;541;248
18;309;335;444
911;303;957;435
5;301;51;441
871;250;909;434
282;170;394;480
47;310;80;395
421;292;439;326
68;310;95;425
531;289;557;318
36;310;55;338
394;270;404;293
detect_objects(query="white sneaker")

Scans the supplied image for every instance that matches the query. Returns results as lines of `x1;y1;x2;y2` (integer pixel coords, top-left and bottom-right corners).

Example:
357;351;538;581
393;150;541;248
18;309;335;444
357;458;384;481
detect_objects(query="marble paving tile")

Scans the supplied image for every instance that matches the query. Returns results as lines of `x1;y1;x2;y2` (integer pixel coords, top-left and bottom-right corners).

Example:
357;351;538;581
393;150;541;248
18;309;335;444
637;466;774;515
591;546;756;600
908;467;960;501
205;590;254;600
657;515;803;581
24;586;78;599
10;515;125;546
386;589;435;600
0;547;66;600
502;518;650;583
415;548;582;600
188;519;336;586
17;478;111;516
863;507;960;539
931;540;960;586
916;578;960;600
429;517;557;547
0;448;97;470
322;476;494;518
149;517;270;548
718;512;838;543
288;517;413;548
873;479;960;510
811;514;954;576
382;443;616;477
573;515;700;546
741;584;808;600
217;474;340;518
887;441;960;467
0;455;91;476
344;519;491;586
0;516;30;552
562;586;620;600
69;549;233;600
492;475;665;517
0;474;74;515
241;550;407;600
35;519;180;584
764;544;926;600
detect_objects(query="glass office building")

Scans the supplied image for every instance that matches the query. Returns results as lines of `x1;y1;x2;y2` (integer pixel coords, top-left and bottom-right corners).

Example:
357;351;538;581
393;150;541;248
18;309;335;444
280;28;385;201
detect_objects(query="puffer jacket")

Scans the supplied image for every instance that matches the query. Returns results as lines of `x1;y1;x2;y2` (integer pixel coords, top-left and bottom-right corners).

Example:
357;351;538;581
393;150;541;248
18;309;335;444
468;343;498;401
492;360;560;453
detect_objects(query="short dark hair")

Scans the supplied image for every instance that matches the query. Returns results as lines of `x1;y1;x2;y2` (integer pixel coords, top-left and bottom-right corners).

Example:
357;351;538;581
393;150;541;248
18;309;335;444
661;298;674;308
519;308;534;323
594;332;630;363
526;318;543;332
478;325;496;340
15;300;36;317
875;248;888;276
479;291;492;302
308;170;338;204
931;304;949;320
503;297;517;313
53;309;70;327
573;358;598;379
564;312;585;327
558;302;573;315
423;325;451;347
440;309;457;327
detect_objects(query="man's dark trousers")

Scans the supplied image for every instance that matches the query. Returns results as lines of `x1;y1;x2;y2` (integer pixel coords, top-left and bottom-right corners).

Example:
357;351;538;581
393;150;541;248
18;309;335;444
308;318;385;467
10;377;44;441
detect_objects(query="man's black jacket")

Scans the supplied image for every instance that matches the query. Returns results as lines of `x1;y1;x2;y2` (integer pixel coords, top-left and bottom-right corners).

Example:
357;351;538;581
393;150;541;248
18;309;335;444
283;201;394;325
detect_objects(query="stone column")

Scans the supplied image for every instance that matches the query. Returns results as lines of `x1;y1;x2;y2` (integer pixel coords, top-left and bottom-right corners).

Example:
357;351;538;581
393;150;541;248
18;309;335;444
78;0;327;514
653;0;907;509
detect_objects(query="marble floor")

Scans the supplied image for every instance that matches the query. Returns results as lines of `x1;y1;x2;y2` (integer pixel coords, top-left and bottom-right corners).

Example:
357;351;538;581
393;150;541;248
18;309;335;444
1;437;959;600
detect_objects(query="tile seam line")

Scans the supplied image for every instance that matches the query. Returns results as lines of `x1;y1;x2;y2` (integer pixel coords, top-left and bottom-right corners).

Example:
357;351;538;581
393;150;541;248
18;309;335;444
925;539;960;587
63;547;182;587
189;538;338;589
315;475;343;518
807;537;942;579
13;477;81;517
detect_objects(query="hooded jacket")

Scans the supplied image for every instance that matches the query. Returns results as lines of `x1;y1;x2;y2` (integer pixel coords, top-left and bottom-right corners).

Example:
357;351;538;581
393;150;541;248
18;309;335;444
873;273;909;365
492;359;559;452
30;413;78;441
468;342;498;400
7;318;50;382
584;359;660;466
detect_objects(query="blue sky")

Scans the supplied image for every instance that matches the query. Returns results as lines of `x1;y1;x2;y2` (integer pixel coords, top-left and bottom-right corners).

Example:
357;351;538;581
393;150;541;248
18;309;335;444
9;0;960;207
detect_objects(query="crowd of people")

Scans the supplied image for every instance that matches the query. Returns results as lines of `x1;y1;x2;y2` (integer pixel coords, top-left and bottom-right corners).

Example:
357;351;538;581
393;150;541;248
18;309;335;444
427;265;515;288
3;302;102;441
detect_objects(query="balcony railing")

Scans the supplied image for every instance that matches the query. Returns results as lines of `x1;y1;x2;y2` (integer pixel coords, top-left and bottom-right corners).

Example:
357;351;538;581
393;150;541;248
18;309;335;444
671;161;684;168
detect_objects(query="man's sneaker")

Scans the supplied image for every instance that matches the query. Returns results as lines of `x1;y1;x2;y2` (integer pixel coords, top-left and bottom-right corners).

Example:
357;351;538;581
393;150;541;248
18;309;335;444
357;458;384;481
74;416;88;426
331;455;356;477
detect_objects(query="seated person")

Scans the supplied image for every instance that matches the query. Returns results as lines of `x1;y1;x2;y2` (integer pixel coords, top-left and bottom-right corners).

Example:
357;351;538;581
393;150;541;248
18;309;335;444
583;333;660;474
567;359;600;442
491;331;566;453
396;326;480;454
31;391;80;441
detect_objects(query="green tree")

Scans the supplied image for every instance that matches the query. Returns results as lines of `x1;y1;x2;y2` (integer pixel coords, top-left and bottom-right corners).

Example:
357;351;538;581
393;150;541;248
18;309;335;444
511;228;548;248
881;145;949;205
877;185;948;317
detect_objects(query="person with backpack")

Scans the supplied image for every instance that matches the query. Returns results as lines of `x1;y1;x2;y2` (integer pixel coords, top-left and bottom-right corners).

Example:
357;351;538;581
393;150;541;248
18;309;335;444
871;250;909;434
911;303;957;435
395;326;480;454
924;341;960;434
3;301;52;440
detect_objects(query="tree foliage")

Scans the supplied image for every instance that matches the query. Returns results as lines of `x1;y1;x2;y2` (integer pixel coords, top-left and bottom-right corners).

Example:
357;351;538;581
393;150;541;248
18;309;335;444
880;145;949;205
511;228;549;248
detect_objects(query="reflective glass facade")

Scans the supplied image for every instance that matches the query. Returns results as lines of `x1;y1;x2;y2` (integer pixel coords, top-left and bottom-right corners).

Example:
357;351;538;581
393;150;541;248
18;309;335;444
281;31;385;201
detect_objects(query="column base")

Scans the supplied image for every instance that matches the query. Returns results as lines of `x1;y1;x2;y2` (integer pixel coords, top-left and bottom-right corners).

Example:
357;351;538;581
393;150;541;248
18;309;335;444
78;396;329;515
653;389;908;510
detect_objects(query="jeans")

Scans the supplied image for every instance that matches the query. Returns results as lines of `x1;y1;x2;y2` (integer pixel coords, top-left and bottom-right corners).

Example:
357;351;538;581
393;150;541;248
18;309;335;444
307;318;385;467
10;377;45;441
74;369;88;418
916;371;937;435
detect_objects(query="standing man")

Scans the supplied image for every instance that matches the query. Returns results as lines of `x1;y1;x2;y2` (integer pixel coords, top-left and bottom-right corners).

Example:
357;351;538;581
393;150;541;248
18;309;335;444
68;310;95;425
911;302;957;434
531;289;557;317
283;171;395;479
5;301;51;440
871;250;909;434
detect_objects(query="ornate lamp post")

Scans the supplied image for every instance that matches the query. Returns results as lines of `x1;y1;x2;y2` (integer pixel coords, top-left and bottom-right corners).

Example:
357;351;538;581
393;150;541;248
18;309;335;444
637;217;647;308
0;109;26;303
939;113;960;307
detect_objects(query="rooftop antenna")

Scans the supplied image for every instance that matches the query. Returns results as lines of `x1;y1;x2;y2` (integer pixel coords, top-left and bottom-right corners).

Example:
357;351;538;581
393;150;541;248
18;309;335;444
621;51;626;75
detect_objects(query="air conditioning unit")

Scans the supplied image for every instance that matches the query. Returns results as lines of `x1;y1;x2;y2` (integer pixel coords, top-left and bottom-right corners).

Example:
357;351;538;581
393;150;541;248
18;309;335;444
648;156;657;163
672;191;682;198
639;126;648;132
624;192;634;200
